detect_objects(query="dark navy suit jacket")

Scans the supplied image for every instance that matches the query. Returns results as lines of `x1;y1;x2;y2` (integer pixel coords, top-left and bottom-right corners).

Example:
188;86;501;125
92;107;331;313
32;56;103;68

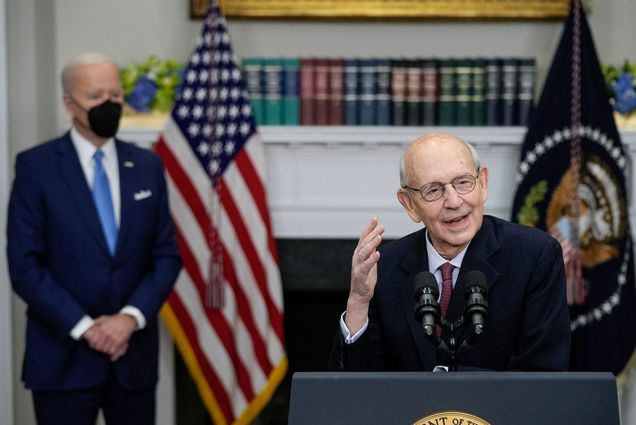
329;215;570;372
7;132;182;390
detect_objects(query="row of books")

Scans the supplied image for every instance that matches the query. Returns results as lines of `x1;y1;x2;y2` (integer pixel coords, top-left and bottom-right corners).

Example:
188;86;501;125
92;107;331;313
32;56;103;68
241;57;536;127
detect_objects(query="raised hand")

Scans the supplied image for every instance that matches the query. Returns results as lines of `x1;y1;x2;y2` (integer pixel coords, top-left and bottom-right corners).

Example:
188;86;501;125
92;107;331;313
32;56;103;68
345;217;384;334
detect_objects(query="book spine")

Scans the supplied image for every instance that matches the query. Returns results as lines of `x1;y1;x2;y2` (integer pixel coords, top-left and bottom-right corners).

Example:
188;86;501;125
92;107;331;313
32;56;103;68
391;59;407;126
470;58;487;126
501;58;518;126
359;59;377;125
344;59;359;126
314;58;330;125
437;59;455;126
455;59;472;126
517;58;536;127
406;59;422;126
263;58;284;125
485;58;501;126
243;57;265;126
300;58;315;125
282;57;300;125
420;58;438;126
375;59;392;126
328;58;345;125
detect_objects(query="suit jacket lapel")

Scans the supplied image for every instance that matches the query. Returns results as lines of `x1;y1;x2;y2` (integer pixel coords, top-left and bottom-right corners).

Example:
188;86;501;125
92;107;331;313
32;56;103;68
447;217;500;338
57;133;111;256
115;140;136;258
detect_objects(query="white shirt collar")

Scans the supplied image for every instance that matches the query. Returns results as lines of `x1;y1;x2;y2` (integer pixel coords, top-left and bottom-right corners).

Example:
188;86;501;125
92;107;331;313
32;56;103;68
69;128;121;226
425;228;470;273
70;127;116;167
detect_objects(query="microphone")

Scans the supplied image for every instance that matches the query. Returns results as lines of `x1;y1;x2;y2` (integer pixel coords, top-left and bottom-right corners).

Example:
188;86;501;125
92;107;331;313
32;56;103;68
413;271;440;337
463;270;489;336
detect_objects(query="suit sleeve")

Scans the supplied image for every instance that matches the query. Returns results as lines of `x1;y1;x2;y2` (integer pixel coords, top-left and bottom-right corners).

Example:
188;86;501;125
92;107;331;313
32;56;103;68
328;298;387;371
121;157;182;324
7;153;89;336
508;237;571;371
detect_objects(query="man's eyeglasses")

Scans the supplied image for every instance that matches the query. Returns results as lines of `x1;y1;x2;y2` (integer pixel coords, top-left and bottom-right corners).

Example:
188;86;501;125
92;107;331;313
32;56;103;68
402;169;480;202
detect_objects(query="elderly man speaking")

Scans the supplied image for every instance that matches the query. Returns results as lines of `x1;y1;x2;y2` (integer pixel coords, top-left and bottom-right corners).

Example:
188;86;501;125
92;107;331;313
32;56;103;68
329;132;570;372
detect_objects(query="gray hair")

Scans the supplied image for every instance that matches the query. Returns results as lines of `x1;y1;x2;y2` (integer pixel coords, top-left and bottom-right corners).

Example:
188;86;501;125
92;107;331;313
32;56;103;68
399;138;481;188
61;52;118;93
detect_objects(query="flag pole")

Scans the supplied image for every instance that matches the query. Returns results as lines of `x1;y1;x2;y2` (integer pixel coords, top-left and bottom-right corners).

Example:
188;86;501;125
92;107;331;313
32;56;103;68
206;0;225;310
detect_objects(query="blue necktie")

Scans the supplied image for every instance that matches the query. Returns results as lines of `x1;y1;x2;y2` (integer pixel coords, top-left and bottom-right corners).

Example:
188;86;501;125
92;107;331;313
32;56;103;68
92;150;117;255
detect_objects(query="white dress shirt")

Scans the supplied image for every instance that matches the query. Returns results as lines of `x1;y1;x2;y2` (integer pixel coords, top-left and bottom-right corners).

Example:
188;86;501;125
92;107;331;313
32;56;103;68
69;128;146;339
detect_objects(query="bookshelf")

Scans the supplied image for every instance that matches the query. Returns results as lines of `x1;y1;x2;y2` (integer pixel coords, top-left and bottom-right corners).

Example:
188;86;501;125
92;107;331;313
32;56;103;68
118;125;636;239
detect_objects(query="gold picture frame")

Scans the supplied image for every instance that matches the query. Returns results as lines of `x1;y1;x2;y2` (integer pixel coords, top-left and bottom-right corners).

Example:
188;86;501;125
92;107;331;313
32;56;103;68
191;0;569;20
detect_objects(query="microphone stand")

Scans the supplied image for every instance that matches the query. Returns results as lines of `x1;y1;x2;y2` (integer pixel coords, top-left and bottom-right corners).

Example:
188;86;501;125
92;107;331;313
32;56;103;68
416;272;489;371
425;316;484;371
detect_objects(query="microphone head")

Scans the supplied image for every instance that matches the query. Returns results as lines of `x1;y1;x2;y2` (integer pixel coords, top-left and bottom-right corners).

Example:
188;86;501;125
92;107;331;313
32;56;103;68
463;270;488;298
414;271;439;300
462;270;489;323
413;271;440;328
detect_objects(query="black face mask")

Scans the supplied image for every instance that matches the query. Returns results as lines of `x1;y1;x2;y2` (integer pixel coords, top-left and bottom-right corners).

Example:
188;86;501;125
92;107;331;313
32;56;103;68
86;99;122;138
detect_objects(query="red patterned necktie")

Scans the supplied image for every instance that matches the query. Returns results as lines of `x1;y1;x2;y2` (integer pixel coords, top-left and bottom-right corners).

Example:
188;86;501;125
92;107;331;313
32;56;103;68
436;262;454;336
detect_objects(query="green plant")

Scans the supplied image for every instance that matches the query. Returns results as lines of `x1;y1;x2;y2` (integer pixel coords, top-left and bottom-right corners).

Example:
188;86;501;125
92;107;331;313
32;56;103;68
517;180;548;227
121;55;185;113
602;61;636;116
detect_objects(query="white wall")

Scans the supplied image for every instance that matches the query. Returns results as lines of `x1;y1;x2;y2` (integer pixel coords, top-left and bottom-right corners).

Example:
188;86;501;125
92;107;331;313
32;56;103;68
0;1;12;424
7;1;56;423
52;0;201;131
5;1;636;424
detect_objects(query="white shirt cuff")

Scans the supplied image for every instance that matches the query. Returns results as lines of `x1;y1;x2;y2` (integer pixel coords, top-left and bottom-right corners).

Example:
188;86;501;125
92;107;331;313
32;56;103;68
339;311;369;344
70;315;95;340
120;305;146;330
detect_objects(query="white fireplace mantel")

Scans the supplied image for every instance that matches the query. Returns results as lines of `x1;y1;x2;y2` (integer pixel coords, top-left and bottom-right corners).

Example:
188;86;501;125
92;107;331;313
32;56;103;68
118;125;636;240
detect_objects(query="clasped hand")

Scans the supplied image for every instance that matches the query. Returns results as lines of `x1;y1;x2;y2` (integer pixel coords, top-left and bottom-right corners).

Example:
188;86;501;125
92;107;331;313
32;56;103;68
83;314;137;361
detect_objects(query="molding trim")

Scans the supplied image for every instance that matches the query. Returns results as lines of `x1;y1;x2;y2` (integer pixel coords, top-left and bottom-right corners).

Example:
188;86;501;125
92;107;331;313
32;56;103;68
0;0;15;422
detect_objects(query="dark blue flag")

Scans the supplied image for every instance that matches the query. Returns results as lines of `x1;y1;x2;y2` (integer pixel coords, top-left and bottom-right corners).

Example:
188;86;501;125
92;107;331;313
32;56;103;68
511;0;636;376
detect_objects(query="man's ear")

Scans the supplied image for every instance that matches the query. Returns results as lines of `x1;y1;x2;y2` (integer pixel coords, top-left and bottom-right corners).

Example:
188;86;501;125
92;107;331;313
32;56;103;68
397;189;422;223
478;166;489;203
480;166;489;188
62;93;74;116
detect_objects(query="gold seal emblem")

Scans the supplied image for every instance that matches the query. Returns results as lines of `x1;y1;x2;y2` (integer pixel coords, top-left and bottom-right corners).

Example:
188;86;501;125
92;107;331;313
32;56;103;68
546;155;627;305
412;411;491;425
546;155;626;268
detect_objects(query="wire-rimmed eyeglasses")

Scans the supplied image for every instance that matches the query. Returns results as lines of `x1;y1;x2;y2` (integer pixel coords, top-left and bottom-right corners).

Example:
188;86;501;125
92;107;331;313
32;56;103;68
402;169;481;202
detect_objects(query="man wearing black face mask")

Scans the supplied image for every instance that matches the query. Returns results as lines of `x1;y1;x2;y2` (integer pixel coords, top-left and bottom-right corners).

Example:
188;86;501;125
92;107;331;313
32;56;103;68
68;96;123;139
6;52;182;425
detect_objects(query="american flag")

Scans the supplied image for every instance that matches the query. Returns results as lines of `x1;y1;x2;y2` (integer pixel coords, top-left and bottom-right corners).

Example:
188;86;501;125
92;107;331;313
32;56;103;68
155;1;287;423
